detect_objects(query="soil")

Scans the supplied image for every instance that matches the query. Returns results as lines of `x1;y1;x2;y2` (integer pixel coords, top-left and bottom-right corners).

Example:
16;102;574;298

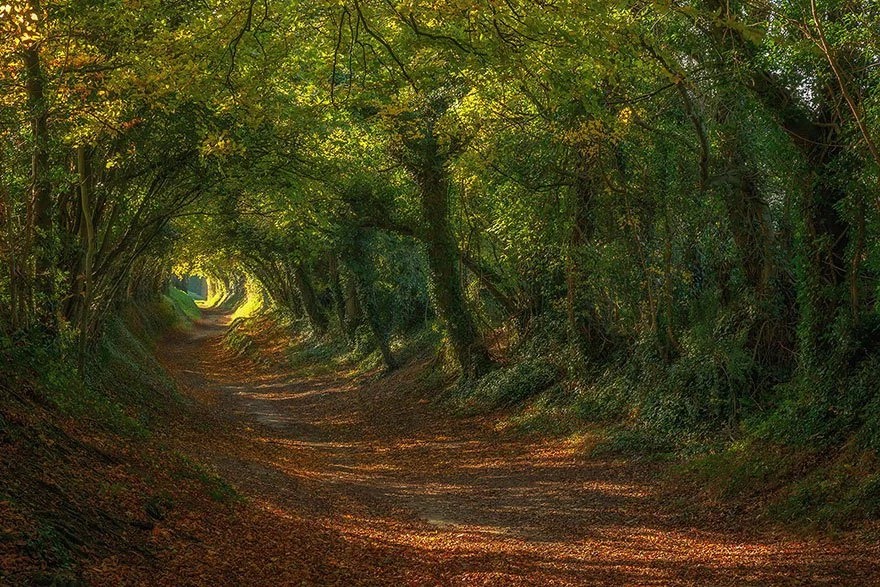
90;310;880;586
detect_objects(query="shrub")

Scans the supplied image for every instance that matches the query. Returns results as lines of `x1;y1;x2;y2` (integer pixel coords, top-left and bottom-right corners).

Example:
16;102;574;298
445;359;558;414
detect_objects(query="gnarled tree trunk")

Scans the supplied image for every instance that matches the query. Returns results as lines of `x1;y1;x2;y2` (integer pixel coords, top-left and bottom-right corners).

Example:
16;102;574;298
409;130;493;379
293;261;328;334
22;6;53;328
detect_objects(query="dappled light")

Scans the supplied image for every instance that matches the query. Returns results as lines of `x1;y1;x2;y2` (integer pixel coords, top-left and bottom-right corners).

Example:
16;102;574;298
122;311;880;585
3;0;880;583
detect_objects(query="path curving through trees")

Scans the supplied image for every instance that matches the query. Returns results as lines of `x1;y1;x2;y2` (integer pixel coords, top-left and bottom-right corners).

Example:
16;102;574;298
146;311;880;586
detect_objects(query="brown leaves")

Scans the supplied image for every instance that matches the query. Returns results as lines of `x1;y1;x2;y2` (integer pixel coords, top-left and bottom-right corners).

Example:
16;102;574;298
7;309;880;585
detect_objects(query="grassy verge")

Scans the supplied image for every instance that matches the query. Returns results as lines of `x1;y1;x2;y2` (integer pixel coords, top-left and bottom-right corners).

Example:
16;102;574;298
424;313;880;531
0;290;221;584
165;285;202;323
223;309;441;378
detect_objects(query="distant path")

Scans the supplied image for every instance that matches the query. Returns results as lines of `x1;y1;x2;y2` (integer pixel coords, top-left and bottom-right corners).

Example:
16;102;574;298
148;309;880;586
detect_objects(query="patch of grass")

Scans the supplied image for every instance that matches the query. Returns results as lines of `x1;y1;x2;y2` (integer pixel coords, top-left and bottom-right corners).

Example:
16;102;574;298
832;472;880;521
592;427;677;460
165;286;201;323
25;523;77;580
682;442;808;499
172;454;240;504
16;332;145;439
676;441;880;528
570;370;632;423
287;335;357;376
762;450;880;528
498;386;581;436
13;297;186;440
46;374;145;438
223;318;259;357
80;312;182;436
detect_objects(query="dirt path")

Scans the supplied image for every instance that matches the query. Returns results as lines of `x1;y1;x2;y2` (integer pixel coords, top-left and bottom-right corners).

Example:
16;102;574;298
145;310;880;586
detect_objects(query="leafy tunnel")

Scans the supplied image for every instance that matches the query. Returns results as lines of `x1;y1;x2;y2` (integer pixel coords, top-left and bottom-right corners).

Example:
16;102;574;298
3;0;880;584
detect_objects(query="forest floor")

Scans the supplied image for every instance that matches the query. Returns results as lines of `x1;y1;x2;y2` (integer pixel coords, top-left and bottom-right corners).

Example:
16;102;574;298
91;309;880;586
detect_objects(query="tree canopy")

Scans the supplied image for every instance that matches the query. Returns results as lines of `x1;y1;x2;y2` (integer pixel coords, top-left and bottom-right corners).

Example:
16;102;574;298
2;0;880;440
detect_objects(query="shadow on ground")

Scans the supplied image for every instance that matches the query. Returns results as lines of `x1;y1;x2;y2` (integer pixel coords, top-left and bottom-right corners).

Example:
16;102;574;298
132;309;880;586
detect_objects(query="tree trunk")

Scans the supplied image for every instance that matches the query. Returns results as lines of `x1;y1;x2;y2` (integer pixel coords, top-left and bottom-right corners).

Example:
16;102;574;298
327;253;348;335
339;237;396;371
343;273;362;338
77;145;95;372
566;131;613;358
22;11;53;327
707;0;853;361
411;132;493;379
715;105;776;300
293;262;328;334
354;275;397;372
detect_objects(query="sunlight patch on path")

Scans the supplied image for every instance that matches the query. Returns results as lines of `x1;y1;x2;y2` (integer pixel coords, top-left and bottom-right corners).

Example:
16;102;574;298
152;310;880;586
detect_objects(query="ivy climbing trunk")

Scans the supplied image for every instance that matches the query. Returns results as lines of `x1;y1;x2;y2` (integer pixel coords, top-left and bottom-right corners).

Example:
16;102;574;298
343;274;362;339
293;262;328;334
327;253;348;335
22;9;53;328
748;62;851;363
77;145;95;373
410;130;493;379
716;100;777;300
566;127;613;359
354;275;397;372
708;0;854;362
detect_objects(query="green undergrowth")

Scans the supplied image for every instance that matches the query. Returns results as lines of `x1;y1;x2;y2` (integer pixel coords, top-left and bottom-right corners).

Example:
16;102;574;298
224;309;441;378
165;285;202;323
223;313;287;365
441;358;558;416
2;295;191;439
55;294;197;437
677;364;880;529
681;440;880;529
431;310;880;529
0;289;206;583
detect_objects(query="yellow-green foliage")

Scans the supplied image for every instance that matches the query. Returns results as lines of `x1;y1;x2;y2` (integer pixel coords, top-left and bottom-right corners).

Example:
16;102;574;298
230;278;267;321
203;279;227;308
164;286;201;322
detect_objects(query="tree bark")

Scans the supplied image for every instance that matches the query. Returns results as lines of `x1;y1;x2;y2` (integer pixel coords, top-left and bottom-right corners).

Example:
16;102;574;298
77;145;95;372
410;130;493;379
22;8;53;326
327;253;348;335
293;262;328;334
354;274;397;371
714;100;777;299
343;273;362;338
566;131;613;358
